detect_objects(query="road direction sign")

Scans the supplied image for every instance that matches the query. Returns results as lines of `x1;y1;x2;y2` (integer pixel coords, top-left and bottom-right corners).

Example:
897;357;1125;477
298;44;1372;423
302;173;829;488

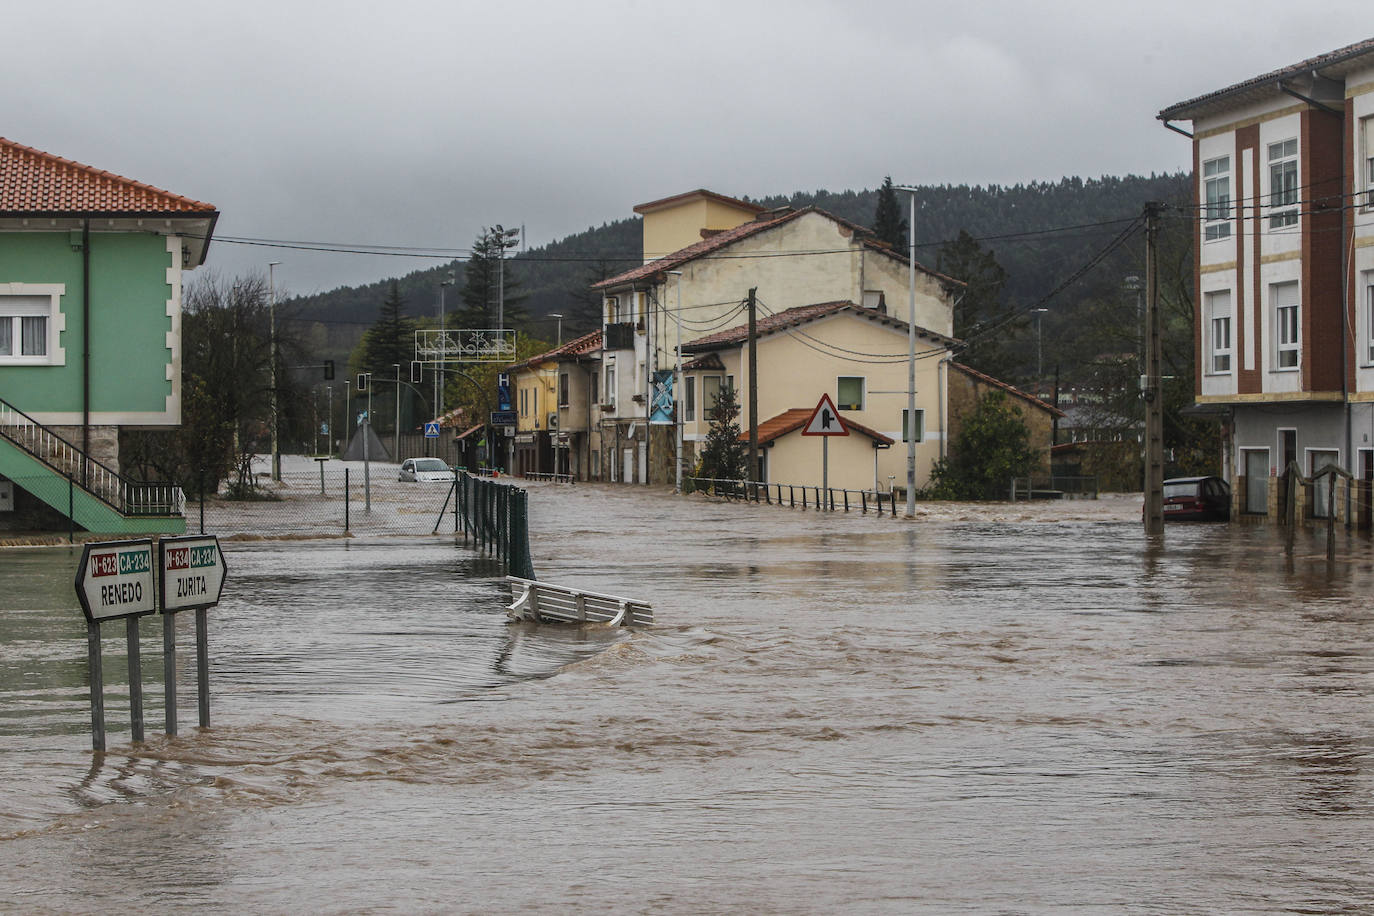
75;538;156;622
802;393;849;437
424;421;441;438
159;535;227;613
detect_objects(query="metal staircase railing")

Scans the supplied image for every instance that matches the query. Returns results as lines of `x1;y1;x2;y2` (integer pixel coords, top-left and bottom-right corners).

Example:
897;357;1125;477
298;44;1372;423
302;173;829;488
0;396;184;517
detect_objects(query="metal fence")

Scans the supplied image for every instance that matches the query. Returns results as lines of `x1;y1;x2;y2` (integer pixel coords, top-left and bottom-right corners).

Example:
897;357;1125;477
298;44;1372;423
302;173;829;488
686;476;899;516
453;471;535;579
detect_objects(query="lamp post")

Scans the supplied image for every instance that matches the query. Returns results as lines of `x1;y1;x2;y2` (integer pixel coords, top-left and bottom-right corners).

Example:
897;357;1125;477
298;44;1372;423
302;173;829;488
268;261;281;481
549;312;564;347
437;273;454;422
893;185;919;519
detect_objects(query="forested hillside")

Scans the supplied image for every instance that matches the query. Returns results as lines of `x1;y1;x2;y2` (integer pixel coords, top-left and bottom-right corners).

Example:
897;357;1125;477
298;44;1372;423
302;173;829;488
281;172;1193;390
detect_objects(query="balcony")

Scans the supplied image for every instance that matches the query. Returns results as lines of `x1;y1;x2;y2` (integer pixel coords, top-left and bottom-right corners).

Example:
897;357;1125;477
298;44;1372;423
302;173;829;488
604;322;635;350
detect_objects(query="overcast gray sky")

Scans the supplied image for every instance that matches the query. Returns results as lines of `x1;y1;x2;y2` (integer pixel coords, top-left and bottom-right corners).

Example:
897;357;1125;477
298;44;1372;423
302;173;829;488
5;1;1369;296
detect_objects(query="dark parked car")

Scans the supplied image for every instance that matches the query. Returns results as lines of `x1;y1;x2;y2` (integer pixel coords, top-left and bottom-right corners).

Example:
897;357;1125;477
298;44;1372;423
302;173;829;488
1163;476;1231;521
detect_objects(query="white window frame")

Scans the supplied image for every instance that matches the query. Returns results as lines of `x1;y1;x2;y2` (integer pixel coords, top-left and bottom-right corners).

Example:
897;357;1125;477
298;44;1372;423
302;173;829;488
1273;281;1300;370
605;363;616;408
902;408;924;443
836;376;865;411
1206;290;1232;375
1268;138;1299;229
1365;272;1374;366
702;375;723;412
1203;156;1232;241
0;284;65;366
1362;116;1374;209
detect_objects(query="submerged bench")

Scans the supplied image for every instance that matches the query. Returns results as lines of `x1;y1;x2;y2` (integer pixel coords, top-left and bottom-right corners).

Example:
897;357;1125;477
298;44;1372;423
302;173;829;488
506;576;653;627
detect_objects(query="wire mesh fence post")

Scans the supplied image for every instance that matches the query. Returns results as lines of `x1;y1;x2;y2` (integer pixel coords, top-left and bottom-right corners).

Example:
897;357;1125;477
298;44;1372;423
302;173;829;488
344;467;351;533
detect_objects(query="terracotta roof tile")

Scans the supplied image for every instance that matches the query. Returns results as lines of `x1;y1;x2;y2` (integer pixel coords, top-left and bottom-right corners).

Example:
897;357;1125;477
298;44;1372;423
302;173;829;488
505;328;602;370
0;137;217;214
742;408;894;446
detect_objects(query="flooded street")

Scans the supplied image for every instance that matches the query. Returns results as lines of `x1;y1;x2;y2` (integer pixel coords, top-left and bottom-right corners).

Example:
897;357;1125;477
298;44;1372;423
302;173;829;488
4;483;1374;913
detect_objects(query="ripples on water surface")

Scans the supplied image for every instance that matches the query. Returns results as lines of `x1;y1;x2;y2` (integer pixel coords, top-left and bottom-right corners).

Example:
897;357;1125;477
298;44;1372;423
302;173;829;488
4;486;1374;913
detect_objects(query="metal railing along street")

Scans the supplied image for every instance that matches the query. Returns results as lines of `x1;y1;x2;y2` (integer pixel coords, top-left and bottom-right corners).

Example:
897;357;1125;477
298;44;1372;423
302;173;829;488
685;476;899;516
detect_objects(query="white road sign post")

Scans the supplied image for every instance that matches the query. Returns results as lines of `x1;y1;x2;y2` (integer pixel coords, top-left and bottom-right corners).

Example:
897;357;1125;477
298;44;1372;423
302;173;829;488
801;393;849;511
158;535;227;734
75;538;157;751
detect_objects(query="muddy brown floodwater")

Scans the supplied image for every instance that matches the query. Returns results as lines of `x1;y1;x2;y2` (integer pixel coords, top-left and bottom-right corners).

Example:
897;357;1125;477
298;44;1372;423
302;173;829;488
3;483;1374;913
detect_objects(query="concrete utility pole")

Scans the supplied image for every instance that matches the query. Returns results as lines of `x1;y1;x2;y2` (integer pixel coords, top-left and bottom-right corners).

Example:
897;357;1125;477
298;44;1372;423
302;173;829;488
269;261;282;481
747;287;758;482
669;271;683;494
895;186;919;519
1143;203;1164;537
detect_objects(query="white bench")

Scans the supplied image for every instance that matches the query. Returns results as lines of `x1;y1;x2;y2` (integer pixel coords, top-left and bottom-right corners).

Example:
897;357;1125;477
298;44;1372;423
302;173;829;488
506;576;653;627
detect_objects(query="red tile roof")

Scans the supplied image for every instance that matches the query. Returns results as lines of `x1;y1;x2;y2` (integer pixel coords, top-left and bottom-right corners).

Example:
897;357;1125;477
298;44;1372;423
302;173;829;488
593;205;958;290
682;352;725;371
505;328;602;370
0;137;217;214
950;361;1063;417
682;300;956;352
743;408;894;446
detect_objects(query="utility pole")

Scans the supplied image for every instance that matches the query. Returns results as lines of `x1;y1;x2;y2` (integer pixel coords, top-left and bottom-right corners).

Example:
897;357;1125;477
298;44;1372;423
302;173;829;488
269;261;282;481
747;287;758;482
393;363;401;463
1143;202;1164;537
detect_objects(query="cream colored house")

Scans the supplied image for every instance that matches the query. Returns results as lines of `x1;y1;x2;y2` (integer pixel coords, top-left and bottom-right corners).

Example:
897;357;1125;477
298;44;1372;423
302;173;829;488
591;189;961;485
680;301;955;491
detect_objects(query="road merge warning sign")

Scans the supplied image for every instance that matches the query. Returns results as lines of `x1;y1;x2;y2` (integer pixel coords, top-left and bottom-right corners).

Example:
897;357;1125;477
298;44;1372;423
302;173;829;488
801;393;849;437
75;539;157;622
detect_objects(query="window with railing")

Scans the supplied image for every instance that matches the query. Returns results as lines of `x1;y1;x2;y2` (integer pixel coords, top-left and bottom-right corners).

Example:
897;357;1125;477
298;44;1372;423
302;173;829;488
1273;281;1300;370
1206;290;1232;374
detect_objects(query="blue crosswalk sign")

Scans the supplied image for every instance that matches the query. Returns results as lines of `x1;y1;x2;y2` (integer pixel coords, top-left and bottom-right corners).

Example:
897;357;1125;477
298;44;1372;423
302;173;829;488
424;421;441;438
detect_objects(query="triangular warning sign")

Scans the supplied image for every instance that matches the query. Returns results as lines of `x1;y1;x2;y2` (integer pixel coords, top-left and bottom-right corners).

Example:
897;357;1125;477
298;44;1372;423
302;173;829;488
801;393;849;436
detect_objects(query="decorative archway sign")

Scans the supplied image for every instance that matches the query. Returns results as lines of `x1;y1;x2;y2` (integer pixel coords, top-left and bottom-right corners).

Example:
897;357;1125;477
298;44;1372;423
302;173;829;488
74;535;227;752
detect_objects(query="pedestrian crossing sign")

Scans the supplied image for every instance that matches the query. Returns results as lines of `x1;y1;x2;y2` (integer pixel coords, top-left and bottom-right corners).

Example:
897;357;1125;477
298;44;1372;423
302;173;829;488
424;421;441;438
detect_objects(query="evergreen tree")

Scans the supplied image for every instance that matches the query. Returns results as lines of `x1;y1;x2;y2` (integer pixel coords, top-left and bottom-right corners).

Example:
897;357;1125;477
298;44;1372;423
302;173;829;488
696;385;747;483
871;176;908;252
359;282;420;433
457;225;525;329
923;390;1039;500
567;258;620;334
937;230;1016;379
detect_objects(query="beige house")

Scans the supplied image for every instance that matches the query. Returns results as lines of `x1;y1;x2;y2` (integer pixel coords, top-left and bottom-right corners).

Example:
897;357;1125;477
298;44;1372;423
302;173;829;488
680;300;956;491
506;329;602;478
591;189;961;484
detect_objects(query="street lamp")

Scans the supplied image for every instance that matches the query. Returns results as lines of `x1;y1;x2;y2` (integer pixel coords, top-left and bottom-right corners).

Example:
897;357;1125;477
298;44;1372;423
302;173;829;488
893;185;919;519
268;261;282;481
549;313;564;347
437;272;454;421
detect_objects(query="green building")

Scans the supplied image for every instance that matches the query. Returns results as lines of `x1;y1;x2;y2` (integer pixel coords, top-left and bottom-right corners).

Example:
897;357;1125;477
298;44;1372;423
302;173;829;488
0;137;218;534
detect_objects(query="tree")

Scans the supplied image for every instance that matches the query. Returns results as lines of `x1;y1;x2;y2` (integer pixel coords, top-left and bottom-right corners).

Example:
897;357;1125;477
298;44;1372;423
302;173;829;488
871;176;908;252
567;258;620;334
937;229;1017;379
457;225;525;329
696;385;747;483
923;390;1039;500
356;281;421;435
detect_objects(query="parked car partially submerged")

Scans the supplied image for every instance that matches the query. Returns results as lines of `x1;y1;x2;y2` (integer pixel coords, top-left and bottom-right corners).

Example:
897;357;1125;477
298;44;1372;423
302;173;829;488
399;458;455;483
1163;476;1231;521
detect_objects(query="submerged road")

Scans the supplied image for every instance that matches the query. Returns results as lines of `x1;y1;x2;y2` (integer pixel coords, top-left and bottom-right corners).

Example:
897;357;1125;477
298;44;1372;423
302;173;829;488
2;484;1373;913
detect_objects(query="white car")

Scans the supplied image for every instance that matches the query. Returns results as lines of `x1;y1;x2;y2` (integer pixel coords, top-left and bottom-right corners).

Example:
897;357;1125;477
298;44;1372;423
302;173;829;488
398;458;456;482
